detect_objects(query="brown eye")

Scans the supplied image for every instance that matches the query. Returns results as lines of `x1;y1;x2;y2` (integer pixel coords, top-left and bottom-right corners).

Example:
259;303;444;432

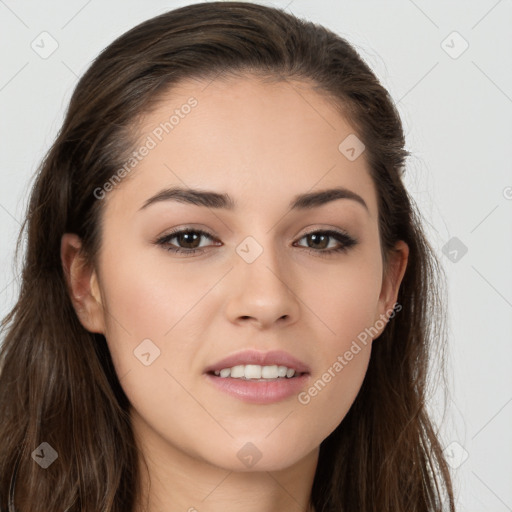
156;228;218;255
294;230;357;256
155;228;357;257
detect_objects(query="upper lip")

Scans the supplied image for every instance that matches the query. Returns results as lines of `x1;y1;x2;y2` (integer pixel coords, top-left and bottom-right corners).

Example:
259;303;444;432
204;349;310;374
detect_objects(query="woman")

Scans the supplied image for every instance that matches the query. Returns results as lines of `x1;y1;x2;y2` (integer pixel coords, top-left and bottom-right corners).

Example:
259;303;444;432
0;2;455;510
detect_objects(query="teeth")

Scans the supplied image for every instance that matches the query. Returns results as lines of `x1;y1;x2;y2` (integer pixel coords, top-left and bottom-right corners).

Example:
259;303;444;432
277;366;287;378
245;364;261;379
212;364;298;380
262;365;278;378
230;365;245;378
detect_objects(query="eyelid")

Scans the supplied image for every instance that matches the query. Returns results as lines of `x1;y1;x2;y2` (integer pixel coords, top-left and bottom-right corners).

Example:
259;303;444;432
155;224;353;241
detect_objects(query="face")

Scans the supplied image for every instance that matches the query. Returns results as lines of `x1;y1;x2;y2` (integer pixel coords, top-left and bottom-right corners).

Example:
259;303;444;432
69;75;407;473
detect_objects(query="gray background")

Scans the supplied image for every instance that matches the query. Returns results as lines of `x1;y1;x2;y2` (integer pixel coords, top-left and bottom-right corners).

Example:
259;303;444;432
1;1;511;509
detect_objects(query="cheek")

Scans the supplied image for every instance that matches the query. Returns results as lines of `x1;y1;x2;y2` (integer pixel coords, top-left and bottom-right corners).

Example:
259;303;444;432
293;252;381;432
99;249;209;337
94;244;209;385
294;280;377;442
95;252;208;443
302;250;383;348
296;341;371;448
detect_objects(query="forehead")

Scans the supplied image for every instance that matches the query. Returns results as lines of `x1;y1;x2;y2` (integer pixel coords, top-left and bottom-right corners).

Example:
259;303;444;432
105;74;378;219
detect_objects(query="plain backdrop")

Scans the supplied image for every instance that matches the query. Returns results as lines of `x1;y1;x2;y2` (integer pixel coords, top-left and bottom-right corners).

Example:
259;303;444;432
1;1;511;510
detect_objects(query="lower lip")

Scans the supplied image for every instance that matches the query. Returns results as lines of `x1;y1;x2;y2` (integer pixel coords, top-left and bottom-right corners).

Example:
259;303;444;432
204;373;310;404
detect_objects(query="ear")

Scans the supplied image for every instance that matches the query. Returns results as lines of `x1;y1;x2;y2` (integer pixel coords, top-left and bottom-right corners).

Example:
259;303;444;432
374;240;409;330
61;233;106;334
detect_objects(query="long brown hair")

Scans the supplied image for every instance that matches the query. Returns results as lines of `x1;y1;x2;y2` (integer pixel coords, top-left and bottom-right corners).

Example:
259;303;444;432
0;2;455;510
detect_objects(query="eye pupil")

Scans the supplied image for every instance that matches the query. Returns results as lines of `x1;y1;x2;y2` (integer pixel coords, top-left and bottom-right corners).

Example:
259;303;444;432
308;233;328;249
179;231;200;248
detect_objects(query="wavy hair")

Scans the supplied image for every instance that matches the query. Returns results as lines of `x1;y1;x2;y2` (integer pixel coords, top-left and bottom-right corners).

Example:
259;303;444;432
0;2;455;510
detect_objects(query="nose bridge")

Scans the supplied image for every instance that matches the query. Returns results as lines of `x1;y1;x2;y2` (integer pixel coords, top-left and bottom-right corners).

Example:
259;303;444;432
236;230;289;290
227;229;299;325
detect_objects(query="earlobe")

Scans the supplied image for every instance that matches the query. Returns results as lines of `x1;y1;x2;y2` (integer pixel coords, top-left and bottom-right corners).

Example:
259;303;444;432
60;233;106;334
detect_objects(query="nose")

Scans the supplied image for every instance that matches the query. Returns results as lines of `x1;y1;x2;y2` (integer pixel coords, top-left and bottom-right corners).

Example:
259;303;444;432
224;236;300;329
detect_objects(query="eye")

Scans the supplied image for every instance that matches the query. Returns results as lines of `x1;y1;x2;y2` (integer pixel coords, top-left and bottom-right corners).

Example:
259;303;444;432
155;227;357;257
155;228;219;255
294;229;357;257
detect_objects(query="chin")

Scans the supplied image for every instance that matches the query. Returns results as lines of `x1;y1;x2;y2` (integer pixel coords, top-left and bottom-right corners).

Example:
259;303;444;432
206;439;316;473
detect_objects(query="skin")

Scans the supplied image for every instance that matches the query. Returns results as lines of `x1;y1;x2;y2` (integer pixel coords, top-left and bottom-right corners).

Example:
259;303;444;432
61;74;408;512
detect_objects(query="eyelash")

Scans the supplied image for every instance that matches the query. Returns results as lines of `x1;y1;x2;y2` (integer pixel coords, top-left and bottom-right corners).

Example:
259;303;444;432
155;227;357;258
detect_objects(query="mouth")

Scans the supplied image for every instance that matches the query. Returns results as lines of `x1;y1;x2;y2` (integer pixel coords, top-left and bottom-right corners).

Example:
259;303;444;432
203;350;311;404
203;348;310;376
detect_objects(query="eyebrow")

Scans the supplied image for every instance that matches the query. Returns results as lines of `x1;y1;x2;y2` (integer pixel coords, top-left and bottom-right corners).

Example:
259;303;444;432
139;186;369;212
